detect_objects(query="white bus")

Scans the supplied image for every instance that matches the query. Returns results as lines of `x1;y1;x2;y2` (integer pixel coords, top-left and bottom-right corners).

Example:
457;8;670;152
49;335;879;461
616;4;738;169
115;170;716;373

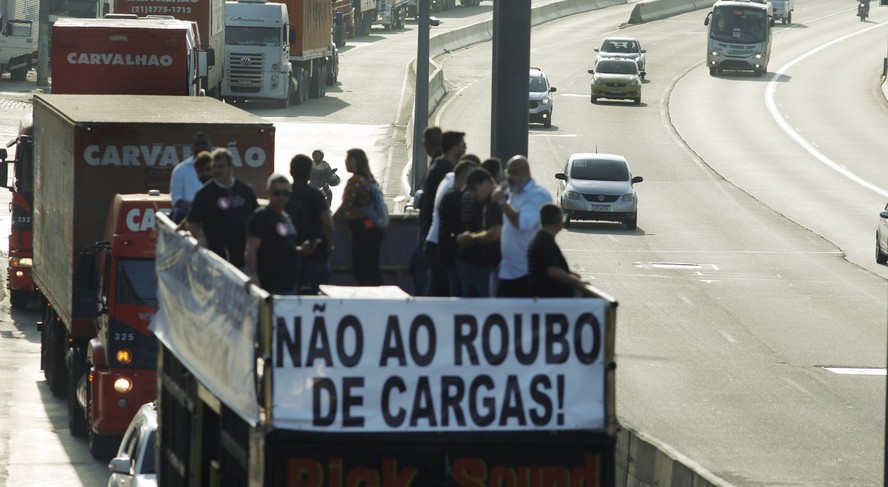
704;0;773;77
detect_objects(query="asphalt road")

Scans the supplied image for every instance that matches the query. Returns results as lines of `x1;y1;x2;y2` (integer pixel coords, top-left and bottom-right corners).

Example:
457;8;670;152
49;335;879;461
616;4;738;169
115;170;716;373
436;1;887;485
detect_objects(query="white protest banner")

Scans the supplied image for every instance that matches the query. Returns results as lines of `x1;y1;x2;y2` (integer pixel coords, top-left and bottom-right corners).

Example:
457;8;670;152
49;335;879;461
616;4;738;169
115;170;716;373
271;297;607;432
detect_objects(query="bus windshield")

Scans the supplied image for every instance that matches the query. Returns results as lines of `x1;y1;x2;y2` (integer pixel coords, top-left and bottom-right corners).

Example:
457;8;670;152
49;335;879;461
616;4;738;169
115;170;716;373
710;7;768;44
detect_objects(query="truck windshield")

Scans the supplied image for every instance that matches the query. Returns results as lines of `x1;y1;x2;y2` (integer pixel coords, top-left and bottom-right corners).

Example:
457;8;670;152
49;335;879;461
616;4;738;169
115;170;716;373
116;259;157;306
1;21;31;37
710;7;768;44
226;26;281;46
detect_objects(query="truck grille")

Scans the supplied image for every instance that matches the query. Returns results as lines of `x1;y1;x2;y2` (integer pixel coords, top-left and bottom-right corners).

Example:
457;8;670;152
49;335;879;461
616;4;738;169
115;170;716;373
226;52;264;94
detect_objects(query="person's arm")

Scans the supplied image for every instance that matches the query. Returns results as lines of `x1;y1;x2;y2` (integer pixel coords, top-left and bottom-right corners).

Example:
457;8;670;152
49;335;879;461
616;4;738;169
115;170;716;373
189;221;206;247
457;224;502;246
244;236;261;284
546;265;587;291
320;209;335;255
170;164;188;210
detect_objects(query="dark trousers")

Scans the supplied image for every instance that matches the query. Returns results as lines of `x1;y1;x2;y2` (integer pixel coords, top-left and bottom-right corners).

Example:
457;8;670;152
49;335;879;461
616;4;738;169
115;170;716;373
348;219;384;286
496;275;530;298
410;231;428;296
424;242;450;297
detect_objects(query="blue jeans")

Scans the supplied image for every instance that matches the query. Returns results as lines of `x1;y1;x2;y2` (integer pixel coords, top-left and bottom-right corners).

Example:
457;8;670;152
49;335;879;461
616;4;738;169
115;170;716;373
455;261;494;297
297;257;331;295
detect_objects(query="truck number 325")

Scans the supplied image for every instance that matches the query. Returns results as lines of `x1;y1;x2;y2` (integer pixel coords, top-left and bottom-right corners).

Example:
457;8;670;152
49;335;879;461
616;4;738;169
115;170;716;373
114;333;135;342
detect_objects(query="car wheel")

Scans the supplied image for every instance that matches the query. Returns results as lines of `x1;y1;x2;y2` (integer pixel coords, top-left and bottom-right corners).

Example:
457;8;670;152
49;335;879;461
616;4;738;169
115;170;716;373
633;97;641;105
877;234;887;264
563;213;572;228
625;213;638;230
544;115;552;128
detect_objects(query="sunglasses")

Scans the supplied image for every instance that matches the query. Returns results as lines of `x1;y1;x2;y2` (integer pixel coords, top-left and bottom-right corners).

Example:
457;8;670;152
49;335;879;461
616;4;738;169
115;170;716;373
272;189;291;197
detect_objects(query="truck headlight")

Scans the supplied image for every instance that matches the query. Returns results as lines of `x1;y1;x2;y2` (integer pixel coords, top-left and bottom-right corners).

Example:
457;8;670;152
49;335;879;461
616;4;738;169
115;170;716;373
754;54;762;59
272;63;280;71
10;257;32;267
113;377;133;394
711;50;721;57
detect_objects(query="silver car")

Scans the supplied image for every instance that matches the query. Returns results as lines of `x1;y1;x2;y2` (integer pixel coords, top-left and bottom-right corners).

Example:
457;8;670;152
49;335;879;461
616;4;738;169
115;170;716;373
529;67;556;128
555;153;643;229
594;36;646;79
108;402;157;487
876;203;888;264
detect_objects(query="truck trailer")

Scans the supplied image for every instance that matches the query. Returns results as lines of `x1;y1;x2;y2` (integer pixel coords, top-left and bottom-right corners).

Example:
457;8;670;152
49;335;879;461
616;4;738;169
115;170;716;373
113;0;223;96
51;17;210;95
223;0;332;106
12;94;275;459
151;212;619;486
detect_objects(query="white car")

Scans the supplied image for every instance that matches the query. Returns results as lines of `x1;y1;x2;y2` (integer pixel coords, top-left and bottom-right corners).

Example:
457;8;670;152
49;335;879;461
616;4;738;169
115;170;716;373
555;153;643;229
594;36;646;79
108;402;157;487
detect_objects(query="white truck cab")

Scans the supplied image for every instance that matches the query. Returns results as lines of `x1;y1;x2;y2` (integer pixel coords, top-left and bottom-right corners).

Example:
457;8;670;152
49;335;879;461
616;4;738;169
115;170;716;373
223;0;296;107
0;19;36;80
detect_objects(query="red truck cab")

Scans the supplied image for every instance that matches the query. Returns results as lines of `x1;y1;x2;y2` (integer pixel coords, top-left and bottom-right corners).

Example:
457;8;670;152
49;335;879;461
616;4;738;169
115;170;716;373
76;192;171;456
0;113;36;309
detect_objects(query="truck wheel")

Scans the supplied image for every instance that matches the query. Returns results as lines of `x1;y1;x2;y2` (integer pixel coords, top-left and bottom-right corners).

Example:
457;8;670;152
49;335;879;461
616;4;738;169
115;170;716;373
786;12;791;24
10;65;28;81
294;69;306;105
10;290;29;309
278;91;291;109
89;429;120;461
67;347;88;437
48;317;68;398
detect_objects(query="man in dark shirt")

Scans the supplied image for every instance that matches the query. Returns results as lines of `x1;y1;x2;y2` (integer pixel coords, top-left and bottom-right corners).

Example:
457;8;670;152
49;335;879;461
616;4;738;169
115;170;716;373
287;154;335;295
245;175;318;294
455;167;499;297
527;204;587;298
419;131;466;241
436;160;478;297
187;148;259;269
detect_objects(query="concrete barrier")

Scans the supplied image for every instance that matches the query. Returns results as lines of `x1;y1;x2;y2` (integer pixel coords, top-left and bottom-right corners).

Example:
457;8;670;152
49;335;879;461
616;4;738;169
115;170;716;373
629;0;716;24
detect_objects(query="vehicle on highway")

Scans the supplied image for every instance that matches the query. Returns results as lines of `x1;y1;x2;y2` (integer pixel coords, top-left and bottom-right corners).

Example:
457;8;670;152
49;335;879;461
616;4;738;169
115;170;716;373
529;67;556;127
858;1;869;21
704;0;772;77
107;402;157;487
327;41;340;85
588;59;642;104
555;153;643;229
594;36;646;79
876;203;888;264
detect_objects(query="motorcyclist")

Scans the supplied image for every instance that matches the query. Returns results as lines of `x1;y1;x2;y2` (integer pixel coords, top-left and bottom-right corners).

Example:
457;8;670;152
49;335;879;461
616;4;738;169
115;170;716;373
859;0;870;18
309;149;339;207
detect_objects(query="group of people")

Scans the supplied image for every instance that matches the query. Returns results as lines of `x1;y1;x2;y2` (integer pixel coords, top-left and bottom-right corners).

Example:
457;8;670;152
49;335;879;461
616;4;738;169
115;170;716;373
169;127;588;298
169;132;387;295
413;127;588;298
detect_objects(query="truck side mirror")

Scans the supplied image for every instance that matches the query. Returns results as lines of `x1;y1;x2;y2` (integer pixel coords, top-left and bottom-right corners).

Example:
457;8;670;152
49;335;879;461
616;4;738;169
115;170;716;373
205;48;215;68
704;13;711;26
289;28;296;45
198;51;209;77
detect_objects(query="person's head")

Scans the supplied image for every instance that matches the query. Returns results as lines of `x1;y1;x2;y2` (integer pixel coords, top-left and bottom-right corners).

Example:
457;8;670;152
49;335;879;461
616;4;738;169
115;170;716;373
452;159;479;189
422;126;443;159
311;150;324;163
210;147;234;185
266;173;291;212
481;157;503;183
465;168;495;202
441;131;466;162
290;153;313;182
539;203;564;232
505;155;531;190
193;150;213;183
345;148;373;179
191;132;211;156
459;153;481;166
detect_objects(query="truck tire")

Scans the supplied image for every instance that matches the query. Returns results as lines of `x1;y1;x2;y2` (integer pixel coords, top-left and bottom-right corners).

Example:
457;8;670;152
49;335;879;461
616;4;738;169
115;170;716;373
310;65;327;98
67;346;88;437
294;69;306;106
10;60;28;81
10;290;29;309
46;314;67;398
89;428;119;461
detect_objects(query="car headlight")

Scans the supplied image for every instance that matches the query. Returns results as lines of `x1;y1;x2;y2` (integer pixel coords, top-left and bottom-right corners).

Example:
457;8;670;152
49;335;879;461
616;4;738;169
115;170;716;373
592;76;604;86
621;194;636;202
629;78;640;86
540;99;550;105
711;50;721;57
566;191;581;200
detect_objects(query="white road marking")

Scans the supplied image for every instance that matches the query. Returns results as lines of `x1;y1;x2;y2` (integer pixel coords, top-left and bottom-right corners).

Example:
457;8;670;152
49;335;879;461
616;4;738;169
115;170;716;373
765;22;888;199
718;330;737;343
782;377;810;394
710;264;720;271
529;133;577;137
824;367;887;376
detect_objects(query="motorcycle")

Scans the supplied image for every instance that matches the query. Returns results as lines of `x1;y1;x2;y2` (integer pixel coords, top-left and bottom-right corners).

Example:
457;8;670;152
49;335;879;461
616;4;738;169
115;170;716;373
858;1;869;21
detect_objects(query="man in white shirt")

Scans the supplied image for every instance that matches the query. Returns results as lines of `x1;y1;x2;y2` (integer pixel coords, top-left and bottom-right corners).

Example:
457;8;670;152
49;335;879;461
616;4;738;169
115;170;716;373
492;155;553;297
170;132;211;221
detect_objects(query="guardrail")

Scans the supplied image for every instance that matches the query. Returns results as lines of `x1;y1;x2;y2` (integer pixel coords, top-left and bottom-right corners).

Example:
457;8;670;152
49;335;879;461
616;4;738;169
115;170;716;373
628;0;715;24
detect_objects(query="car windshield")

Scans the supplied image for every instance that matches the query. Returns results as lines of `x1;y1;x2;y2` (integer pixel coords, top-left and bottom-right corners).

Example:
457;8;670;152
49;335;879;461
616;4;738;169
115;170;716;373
570;159;629;181
596;60;638;75
529;75;548;92
601;39;639;54
141;430;156;474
